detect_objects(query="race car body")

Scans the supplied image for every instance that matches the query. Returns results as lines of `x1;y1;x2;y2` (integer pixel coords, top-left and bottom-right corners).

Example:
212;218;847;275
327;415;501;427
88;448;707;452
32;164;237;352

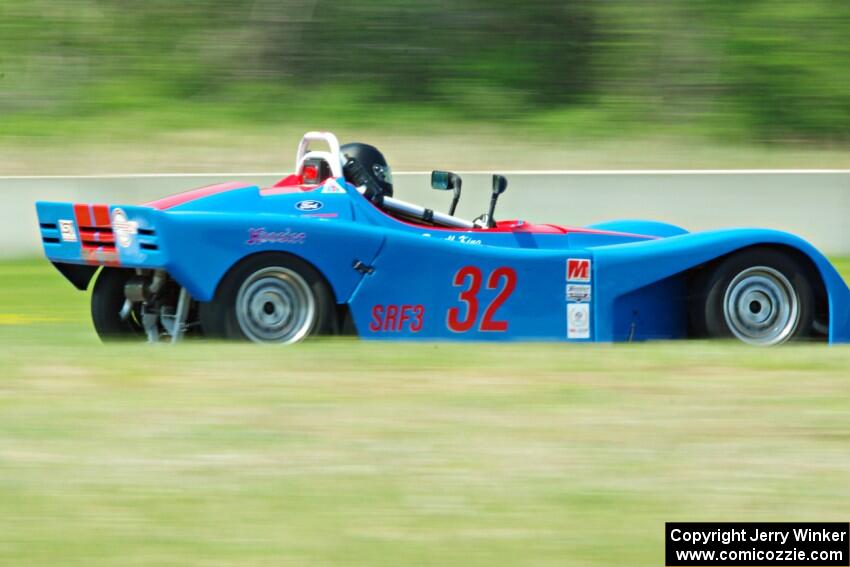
36;132;850;345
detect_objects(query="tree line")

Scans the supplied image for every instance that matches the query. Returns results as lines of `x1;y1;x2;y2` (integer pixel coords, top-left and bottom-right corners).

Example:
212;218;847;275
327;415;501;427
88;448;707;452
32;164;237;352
2;0;848;141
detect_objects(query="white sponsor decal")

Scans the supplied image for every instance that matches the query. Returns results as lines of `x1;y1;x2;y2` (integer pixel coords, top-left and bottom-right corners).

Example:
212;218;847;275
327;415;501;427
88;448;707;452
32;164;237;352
246;227;306;245
445;234;482;245
567;284;592;303
567;303;590;339
111;208;138;248
320;179;347;194
58;219;77;242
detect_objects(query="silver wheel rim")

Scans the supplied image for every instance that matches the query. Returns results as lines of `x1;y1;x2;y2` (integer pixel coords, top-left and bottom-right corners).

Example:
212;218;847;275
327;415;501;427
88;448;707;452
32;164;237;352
723;266;799;345
235;267;316;344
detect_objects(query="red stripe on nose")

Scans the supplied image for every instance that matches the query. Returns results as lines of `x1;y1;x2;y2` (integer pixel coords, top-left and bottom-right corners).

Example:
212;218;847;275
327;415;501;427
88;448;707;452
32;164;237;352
73;203;92;227
92;204;110;226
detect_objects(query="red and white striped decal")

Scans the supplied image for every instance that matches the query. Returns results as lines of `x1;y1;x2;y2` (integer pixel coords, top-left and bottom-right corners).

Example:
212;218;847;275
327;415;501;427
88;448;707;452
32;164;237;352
73;203;120;266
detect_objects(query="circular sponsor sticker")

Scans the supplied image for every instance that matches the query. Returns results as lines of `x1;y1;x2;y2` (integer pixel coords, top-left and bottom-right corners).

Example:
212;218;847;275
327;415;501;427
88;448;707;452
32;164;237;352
570;308;586;325
111;208;138;248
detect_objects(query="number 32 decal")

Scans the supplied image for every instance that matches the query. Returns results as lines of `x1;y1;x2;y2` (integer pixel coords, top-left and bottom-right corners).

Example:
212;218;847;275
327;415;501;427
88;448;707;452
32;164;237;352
447;266;517;332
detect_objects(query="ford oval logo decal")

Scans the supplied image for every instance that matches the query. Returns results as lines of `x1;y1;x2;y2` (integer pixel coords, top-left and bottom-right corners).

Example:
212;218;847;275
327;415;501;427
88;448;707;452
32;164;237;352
295;200;323;212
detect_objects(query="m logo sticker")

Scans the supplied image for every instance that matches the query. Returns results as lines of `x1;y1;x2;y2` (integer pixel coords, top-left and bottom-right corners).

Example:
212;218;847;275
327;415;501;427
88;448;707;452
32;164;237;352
567;258;591;282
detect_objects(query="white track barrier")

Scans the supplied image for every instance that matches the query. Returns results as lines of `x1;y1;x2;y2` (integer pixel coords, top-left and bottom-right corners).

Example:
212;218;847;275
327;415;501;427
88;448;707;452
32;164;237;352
2;170;848;256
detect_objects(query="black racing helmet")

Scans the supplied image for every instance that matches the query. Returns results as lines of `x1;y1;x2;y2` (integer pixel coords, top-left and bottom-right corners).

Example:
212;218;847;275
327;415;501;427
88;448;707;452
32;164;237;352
340;142;393;198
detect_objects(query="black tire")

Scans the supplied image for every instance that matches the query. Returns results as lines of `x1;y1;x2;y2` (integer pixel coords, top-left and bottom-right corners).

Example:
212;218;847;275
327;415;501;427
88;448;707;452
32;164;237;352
91;268;144;341
199;253;334;343
690;247;815;345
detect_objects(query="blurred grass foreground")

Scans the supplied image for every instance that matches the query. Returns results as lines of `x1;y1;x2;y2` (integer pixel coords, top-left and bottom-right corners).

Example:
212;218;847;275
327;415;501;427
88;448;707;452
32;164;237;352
0;259;849;566
1;1;850;172
0;260;850;565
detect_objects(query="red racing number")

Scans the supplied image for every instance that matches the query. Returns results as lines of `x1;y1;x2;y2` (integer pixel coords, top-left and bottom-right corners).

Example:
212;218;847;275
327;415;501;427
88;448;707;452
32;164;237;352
480;267;517;331
447;266;517;332
447;266;482;332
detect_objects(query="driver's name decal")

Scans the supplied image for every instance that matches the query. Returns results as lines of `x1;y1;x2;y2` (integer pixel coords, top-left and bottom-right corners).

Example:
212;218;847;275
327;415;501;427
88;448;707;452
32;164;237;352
445;235;482;245
246;227;306;245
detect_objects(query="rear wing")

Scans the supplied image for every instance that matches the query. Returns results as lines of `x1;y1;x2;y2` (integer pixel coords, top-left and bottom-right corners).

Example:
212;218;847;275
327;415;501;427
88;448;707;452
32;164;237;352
36;202;166;285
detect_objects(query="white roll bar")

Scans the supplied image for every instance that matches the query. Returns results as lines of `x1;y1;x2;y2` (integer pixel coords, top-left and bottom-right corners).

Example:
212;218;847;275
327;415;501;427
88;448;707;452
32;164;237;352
298;132;474;229
295;131;344;178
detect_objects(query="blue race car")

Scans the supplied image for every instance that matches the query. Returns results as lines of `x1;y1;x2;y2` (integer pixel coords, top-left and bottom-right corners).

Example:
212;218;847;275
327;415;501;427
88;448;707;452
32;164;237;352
36;132;850;345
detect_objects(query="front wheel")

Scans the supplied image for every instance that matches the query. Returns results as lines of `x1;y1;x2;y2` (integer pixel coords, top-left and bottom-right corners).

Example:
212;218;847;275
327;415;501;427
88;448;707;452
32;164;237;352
199;253;334;343
691;248;815;345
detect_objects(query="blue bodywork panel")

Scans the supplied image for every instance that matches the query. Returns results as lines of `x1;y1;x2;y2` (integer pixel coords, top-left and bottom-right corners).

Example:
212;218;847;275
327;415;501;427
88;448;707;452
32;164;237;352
35;176;850;343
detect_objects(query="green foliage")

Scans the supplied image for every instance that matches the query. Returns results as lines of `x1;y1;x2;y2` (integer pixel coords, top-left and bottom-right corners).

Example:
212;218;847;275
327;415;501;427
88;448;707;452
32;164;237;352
713;0;850;140
0;0;848;142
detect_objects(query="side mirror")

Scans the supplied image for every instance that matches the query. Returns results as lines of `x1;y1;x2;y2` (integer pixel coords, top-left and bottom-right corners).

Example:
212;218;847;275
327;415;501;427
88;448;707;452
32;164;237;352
486;174;508;228
431;170;463;216
431;170;454;191
492;174;507;196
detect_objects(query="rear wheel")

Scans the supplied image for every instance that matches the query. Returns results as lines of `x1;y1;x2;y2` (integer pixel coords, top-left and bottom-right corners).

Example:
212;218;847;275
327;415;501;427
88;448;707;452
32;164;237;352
91;268;144;341
691;248;815;345
199;253;334;343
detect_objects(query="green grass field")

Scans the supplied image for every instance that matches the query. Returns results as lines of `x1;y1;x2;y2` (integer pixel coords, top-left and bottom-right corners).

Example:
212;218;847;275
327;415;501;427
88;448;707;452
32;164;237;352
1;259;849;566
